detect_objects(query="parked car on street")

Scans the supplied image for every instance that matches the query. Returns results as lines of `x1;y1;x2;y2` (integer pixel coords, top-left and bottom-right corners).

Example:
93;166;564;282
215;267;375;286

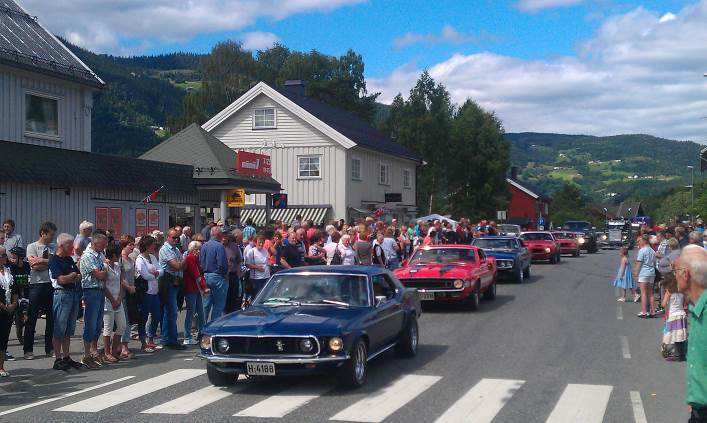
471;236;531;283
199;266;421;388
520;231;561;263
394;245;497;309
551;231;581;257
562;221;598;253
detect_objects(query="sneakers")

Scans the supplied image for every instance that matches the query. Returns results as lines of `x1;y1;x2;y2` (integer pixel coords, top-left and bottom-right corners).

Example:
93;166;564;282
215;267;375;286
4;352;14;361
637;312;648;318
182;338;198;346
23;352;34;360
632;294;640;303
64;357;83;370
81;356;100;370
617;297;626;302
53;358;70;371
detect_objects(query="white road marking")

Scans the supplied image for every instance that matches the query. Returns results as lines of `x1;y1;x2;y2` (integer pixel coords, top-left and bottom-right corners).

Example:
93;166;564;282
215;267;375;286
53;369;205;412
620;336;631;359
617;304;623;320
545;384;613;423
630;391;648;423
141;385;237;414
330;374;442;422
235;384;332;418
0;376;134;416
434;378;525;423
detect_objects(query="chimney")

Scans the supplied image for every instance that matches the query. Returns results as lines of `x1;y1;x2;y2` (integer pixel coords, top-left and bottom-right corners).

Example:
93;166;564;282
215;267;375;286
283;80;304;96
510;166;519;181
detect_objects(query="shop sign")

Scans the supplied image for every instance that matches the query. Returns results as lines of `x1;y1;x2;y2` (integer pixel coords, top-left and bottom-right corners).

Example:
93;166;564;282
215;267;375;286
226;189;246;208
237;151;271;176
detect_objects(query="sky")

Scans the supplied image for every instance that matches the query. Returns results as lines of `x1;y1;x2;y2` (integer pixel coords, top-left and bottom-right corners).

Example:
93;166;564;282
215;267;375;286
18;0;707;143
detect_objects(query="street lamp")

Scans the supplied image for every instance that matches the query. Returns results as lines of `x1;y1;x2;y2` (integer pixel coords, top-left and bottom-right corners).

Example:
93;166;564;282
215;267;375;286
687;165;694;213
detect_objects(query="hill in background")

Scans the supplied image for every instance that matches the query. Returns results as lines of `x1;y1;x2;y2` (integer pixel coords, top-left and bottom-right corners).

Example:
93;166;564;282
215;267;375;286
506;132;704;204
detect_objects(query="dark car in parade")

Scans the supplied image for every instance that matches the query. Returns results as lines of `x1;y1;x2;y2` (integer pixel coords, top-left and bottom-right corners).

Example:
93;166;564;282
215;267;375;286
562;220;599;253
199;266;422;388
471;236;531;283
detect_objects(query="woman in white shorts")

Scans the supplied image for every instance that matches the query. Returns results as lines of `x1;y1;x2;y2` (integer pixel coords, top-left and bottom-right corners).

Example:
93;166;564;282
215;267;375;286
634;234;656;318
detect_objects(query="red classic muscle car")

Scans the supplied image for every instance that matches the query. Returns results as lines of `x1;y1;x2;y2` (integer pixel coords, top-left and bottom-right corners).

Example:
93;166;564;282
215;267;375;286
393;245;497;310
520;231;561;264
551;231;581;257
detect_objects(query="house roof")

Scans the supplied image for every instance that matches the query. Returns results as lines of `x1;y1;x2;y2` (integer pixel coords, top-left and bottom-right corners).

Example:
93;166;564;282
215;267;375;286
0;139;194;193
0;0;103;87
202;81;422;163
139;123;281;193
507;178;548;201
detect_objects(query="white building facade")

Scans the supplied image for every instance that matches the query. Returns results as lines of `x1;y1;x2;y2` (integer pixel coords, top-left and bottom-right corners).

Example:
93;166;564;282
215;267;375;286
202;81;421;224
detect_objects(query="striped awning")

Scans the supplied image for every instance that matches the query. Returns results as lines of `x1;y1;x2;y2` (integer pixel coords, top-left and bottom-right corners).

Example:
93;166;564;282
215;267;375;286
240;206;331;227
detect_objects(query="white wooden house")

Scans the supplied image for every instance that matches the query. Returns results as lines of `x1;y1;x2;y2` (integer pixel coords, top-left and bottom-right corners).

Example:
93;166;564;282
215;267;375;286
202;81;422;225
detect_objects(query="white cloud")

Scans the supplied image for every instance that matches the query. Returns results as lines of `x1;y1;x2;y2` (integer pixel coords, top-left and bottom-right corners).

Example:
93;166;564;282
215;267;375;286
516;0;583;12
17;0;365;54
241;31;279;50
393;25;493;50
659;12;677;23
370;1;707;142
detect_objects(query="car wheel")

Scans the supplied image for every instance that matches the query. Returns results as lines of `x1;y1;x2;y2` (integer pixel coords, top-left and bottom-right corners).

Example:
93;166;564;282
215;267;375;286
515;267;524;284
549;254;556;264
395;316;419;358
574;249;580;257
523;265;530;278
338;339;368;388
207;363;238;386
483;280;497;300
466;285;480;310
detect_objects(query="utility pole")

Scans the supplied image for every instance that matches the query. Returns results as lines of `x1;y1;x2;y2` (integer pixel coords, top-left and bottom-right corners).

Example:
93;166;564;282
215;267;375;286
687;165;694;214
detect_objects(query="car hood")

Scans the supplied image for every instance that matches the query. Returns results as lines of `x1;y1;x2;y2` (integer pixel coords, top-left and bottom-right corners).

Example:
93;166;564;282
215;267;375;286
524;240;555;248
394;262;474;279
205;305;367;336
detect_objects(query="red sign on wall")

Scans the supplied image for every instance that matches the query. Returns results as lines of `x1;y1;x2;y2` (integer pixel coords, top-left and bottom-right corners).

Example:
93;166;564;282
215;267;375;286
237;151;271;176
148;209;160;232
135;208;147;236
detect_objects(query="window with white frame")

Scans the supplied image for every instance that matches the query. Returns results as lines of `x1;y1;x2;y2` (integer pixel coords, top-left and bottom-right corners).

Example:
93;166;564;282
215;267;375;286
351;157;362;180
379;162;390;185
298;155;321;178
403;168;412;189
253;107;276;129
25;93;59;137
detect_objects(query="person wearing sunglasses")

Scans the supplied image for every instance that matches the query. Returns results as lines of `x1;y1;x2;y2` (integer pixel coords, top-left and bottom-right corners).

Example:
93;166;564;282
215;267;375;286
0;247;18;377
158;228;185;350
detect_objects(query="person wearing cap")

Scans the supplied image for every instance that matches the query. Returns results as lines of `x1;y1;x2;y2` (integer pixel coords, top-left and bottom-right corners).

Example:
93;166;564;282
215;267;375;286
2;219;23;252
74;221;93;262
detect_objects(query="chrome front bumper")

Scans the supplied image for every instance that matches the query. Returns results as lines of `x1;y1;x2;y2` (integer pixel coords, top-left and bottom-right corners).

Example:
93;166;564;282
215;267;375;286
198;353;350;364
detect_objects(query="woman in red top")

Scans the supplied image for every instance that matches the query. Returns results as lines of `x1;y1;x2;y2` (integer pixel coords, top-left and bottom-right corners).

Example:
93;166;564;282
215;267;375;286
182;241;209;345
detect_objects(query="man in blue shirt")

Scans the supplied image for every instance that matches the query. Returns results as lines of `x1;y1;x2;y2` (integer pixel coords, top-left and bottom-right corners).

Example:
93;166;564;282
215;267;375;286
158;228;185;349
201;226;228;322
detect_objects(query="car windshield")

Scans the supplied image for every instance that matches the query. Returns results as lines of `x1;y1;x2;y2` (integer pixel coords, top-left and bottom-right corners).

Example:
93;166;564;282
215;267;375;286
255;274;370;307
553;232;575;239
521;233;553;241
498;224;520;234
564;222;590;231
472;238;516;249
409;248;476;264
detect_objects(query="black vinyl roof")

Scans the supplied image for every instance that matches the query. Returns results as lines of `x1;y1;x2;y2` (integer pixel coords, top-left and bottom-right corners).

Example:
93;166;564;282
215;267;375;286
0;140;195;193
276;87;421;162
0;0;103;87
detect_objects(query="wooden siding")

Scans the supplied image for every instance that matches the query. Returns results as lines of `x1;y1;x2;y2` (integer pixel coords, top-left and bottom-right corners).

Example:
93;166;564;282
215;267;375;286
0;64;93;151
0;182;197;239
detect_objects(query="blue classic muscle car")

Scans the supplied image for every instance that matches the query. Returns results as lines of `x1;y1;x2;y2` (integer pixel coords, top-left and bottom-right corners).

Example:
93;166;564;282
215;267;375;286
471;236;531;283
199;266;422;388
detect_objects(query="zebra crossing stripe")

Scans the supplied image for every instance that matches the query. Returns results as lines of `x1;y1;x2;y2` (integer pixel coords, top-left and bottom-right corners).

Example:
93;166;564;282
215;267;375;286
434;378;525;423
235;383;332;418
0;376;135;416
141;385;237;414
53;369;206;413
330;374;442;422
545;384;613;423
630;391;648;423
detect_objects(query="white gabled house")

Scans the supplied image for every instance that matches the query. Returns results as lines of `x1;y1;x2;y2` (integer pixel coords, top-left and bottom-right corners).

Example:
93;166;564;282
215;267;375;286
202;80;422;225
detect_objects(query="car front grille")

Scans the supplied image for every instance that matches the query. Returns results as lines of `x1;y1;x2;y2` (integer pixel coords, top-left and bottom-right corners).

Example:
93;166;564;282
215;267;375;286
212;336;320;356
496;259;514;269
531;248;547;254
399;278;457;290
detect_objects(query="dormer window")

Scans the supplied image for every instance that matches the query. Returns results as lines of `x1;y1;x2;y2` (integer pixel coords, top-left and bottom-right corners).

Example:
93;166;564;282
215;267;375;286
253;107;276;129
25;92;59;138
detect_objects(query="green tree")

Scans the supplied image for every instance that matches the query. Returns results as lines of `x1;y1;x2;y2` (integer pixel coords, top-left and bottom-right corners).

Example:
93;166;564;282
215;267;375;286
549;183;590;225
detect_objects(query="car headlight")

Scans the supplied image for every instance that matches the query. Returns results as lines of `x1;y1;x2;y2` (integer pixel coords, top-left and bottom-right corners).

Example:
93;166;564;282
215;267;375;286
600;234;607;240
453;279;464;289
200;335;212;350
545;247;551;253
577;237;585;244
216;338;230;354
299;339;314;353
328;337;343;352
622;235;627;240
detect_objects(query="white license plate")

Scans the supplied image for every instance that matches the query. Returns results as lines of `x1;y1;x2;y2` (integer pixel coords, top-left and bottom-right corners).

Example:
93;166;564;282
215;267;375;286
419;292;435;301
246;362;276;376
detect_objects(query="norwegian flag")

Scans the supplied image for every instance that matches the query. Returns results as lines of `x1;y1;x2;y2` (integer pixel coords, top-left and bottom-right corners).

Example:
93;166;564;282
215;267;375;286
142;186;164;203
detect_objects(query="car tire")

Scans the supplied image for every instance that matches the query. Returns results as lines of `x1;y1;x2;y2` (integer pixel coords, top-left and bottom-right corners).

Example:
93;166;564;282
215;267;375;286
483;280;496;300
523;265;530;278
549;254;557;264
207;363;238;386
515;267;524;284
395;316;419;358
338;339;368;388
466;285;480;310
574;250;580;257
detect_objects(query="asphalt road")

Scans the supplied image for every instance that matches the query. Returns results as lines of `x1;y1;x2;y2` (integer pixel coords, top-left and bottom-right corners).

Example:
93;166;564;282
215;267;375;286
0;250;687;423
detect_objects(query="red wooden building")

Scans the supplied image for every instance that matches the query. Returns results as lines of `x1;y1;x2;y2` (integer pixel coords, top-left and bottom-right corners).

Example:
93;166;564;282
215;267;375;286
505;177;550;230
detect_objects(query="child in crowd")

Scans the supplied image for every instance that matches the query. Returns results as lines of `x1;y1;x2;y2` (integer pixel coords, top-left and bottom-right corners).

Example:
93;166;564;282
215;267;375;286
660;272;688;361
612;247;637;302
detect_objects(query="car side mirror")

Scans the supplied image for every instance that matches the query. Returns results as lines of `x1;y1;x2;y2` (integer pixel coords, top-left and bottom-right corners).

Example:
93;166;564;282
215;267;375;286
374;295;387;307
